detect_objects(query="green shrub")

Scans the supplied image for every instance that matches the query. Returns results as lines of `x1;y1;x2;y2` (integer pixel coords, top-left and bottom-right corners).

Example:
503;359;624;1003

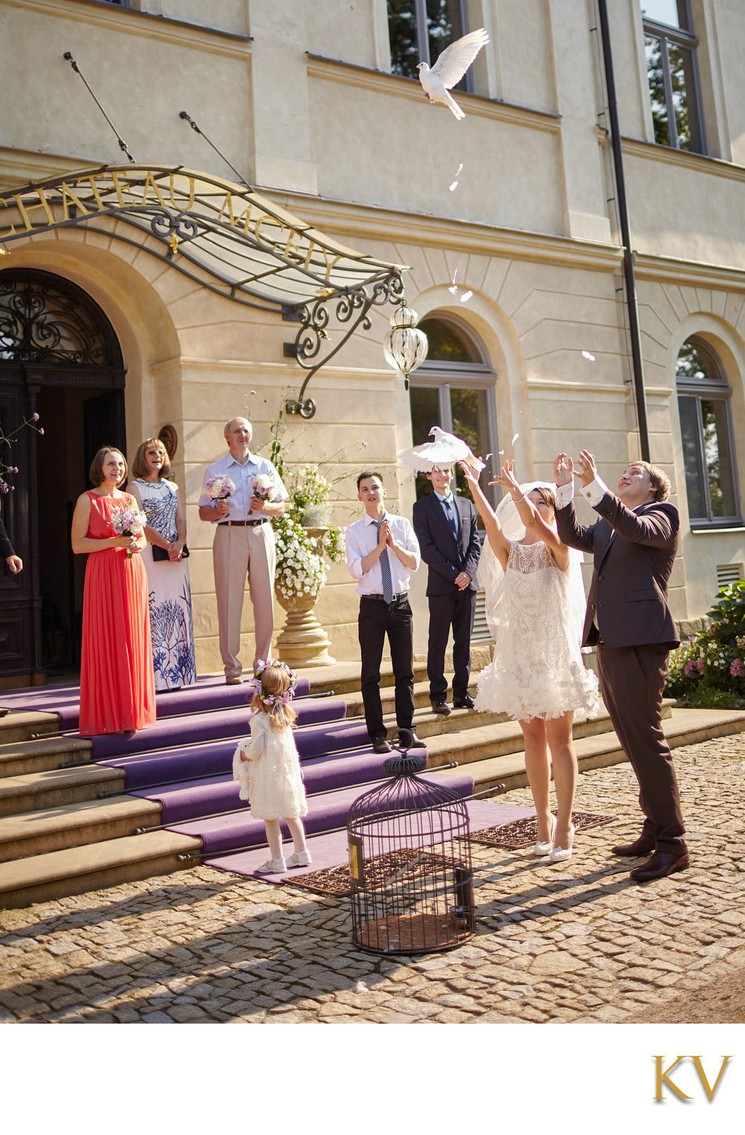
666;580;745;705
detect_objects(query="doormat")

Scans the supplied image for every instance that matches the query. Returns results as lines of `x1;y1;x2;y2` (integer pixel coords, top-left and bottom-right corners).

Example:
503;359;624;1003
469;811;614;850
285;847;446;899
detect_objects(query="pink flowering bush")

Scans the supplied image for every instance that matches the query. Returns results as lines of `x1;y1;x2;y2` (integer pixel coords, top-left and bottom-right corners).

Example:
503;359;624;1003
1;414;44;493
666;581;745;707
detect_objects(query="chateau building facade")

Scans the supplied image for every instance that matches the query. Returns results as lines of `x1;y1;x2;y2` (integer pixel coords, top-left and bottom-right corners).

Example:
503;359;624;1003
1;0;743;683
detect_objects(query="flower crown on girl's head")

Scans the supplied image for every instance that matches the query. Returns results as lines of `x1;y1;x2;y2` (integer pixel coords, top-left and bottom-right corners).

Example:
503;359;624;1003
252;658;297;707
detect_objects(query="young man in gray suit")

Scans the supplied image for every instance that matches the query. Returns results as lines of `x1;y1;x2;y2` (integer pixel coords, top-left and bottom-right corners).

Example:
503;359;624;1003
413;465;481;715
554;450;688;884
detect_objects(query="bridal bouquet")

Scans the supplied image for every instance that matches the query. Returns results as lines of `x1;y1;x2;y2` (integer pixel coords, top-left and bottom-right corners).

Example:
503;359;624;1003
111;505;148;558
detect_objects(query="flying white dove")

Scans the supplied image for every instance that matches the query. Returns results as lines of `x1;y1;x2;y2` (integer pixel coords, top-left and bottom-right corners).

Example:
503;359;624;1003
417;28;489;120
399;426;485;472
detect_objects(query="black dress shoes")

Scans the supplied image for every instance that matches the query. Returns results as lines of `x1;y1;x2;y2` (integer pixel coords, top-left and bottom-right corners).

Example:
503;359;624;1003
453;693;476;710
371;735;391;754
407;731;425;747
430;697;451;716
611;836;657;857
629;848;690;884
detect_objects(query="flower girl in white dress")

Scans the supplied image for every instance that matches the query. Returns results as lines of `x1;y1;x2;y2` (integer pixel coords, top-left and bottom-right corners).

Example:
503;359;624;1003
460;460;598;863
232;660;311;875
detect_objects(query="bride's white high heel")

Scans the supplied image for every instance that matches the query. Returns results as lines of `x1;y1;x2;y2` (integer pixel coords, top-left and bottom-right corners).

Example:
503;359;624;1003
533;814;556;856
549;823;575;863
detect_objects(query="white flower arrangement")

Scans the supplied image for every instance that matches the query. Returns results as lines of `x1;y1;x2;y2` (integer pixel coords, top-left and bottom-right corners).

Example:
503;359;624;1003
273;514;327;599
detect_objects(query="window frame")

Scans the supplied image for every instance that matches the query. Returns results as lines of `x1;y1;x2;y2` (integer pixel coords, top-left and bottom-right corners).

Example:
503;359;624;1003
676;339;741;529
408;316;499;509
388;0;475;91
642;1;707;154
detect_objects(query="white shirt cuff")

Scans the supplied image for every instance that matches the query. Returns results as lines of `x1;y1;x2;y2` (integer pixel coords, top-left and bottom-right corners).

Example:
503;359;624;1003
580;475;609;508
555;481;574;508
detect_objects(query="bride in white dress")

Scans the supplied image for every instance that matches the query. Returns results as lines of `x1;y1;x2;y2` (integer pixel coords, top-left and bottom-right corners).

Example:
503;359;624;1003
460;459;598;863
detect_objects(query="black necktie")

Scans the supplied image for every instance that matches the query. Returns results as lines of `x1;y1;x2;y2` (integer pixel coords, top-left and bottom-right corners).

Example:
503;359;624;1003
444;497;458;539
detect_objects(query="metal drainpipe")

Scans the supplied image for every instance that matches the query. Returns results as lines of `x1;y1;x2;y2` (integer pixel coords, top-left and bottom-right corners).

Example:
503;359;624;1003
596;0;651;461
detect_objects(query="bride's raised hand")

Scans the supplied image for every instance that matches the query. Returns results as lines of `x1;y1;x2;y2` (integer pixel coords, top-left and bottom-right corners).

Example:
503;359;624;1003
554;452;573;486
490;459;519;493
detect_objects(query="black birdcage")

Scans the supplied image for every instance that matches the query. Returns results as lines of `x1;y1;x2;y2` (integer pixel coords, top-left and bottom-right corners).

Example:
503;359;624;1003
347;730;475;955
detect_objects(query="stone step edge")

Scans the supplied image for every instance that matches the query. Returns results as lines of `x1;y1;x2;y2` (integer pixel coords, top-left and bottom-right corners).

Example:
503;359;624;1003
0;711;61;745
0;795;162;863
0;737;92;779
0;829;202;909
0;765;125;819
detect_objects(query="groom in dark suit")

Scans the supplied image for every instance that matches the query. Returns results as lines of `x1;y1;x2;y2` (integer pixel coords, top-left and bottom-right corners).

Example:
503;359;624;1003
554;450;688;884
413;465;481;715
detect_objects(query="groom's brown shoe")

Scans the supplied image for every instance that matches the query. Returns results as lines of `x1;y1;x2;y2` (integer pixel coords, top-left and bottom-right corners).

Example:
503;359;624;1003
629;849;690;884
611;836;656;858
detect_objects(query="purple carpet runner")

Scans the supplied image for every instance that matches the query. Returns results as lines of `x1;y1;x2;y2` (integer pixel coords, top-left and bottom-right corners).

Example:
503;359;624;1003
4;675;478;871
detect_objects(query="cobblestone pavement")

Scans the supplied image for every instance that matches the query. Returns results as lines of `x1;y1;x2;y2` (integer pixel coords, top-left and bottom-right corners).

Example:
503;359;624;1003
1;735;744;1025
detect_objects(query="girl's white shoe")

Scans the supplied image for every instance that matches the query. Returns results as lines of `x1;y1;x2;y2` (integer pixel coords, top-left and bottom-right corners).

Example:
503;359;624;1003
286;849;312;868
549;823;575;863
255;856;287;875
533;814;556;856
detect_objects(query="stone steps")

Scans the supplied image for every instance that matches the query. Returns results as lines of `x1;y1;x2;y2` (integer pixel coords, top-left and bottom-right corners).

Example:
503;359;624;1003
0;665;743;911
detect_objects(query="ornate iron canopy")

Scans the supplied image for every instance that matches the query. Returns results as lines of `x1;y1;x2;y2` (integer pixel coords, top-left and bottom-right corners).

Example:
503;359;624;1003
0;164;409;416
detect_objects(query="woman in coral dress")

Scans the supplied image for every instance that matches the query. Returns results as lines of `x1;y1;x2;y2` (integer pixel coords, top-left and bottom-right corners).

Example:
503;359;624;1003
71;447;156;736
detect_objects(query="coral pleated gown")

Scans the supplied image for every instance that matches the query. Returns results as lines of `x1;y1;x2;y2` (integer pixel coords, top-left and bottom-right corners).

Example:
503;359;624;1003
78;491;156;735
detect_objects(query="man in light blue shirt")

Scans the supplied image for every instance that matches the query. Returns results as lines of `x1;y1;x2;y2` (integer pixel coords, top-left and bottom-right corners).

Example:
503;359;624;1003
198;417;287;683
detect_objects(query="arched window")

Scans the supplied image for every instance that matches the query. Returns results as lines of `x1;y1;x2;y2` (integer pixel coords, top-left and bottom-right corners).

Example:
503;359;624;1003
676;337;740;525
409;315;496;502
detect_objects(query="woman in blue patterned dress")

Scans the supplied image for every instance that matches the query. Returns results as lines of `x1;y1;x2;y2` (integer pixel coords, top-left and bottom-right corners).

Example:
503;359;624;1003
129;438;197;691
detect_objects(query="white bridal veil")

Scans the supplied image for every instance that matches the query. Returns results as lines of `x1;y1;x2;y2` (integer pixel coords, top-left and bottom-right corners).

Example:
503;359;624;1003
480;482;588;649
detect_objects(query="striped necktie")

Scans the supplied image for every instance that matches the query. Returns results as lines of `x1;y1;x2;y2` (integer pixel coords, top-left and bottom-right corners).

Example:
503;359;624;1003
376;519;394;603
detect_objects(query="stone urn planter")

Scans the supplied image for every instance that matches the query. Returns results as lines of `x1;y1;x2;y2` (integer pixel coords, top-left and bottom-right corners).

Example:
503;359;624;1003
275;588;336;668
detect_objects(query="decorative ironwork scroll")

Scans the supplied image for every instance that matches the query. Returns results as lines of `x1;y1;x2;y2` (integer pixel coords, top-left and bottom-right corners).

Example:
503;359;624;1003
284;271;406;418
0;272;119;365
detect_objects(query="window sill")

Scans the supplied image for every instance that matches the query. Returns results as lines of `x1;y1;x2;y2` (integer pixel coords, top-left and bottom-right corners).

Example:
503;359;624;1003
689;525;745;534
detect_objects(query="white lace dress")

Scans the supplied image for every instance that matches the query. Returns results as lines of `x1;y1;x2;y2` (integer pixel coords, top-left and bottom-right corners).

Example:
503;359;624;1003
475;539;598;722
232;712;308;821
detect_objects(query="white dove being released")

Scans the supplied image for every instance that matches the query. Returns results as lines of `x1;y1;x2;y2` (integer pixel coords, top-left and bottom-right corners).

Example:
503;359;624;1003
417;28;489;120
399;426;485;473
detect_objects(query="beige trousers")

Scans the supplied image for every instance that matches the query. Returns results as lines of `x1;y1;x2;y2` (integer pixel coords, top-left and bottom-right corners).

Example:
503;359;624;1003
213;523;276;679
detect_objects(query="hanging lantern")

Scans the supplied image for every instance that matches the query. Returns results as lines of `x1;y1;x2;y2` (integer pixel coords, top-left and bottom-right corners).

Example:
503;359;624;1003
383;307;428;389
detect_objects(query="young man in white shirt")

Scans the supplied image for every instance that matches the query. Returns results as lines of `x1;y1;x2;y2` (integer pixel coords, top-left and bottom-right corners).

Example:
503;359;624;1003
345;471;422;754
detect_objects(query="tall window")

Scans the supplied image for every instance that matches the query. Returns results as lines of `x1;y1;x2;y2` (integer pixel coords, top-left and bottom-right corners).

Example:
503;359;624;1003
642;1;705;153
677;338;740;526
409;316;496;504
388;1;469;84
